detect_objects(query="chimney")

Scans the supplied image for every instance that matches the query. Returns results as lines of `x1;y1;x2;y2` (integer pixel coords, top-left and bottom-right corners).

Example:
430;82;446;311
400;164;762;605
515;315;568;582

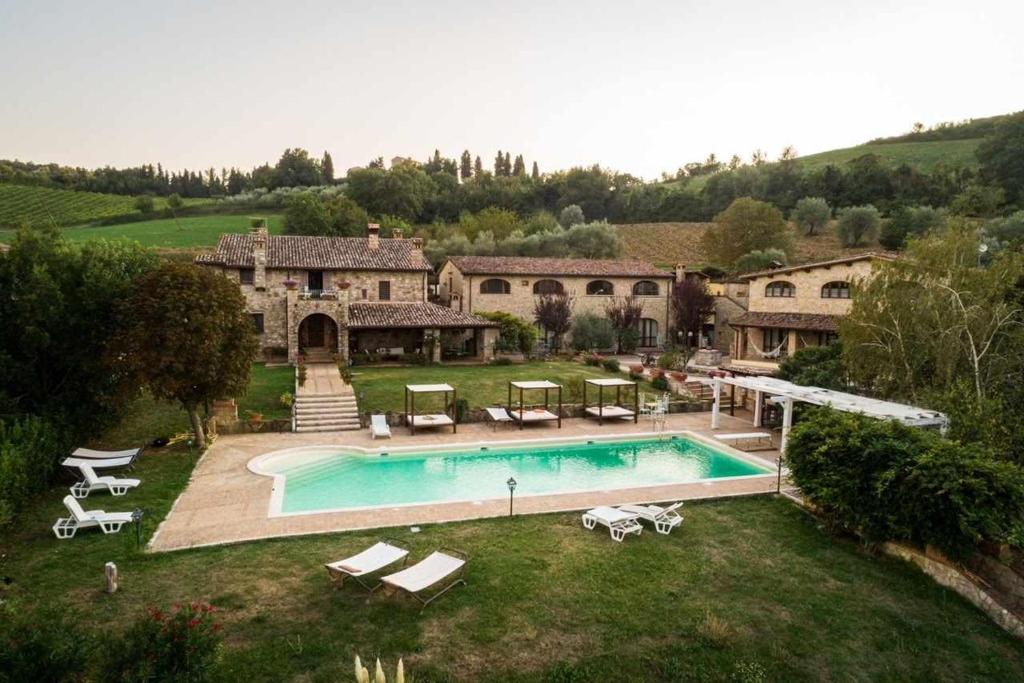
367;223;380;250
392;228;403;239
674;263;686;283
411;237;423;250
252;226;268;290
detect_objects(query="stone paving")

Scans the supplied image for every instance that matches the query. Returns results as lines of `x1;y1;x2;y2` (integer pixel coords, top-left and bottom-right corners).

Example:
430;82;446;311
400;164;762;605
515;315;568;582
149;411;782;552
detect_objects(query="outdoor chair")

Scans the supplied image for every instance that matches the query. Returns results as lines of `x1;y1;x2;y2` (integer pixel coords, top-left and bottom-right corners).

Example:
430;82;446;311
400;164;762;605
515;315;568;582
370;414;392;439
379;548;468;610
52;495;134;539
581;506;643;542
618;502;684;535
325;540;409;591
69;463;140;499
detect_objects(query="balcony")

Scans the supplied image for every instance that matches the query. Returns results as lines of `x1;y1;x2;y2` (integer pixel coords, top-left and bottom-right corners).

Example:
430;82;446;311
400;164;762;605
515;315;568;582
300;288;341;301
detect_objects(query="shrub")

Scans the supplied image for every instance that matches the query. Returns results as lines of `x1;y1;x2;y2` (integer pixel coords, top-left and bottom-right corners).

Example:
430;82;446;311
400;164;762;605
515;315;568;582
656;351;682;371
836;205;881;247
0;602;90;682
879;206;947;250
735;248;788;274
279;392;294;409
787;408;1024;559
133;194;155;213
489;357;513;366
0;416;63;527
478;311;539;355
776;342;847;391
570;313;615;352
454;398;469;423
618;327;641;354
792;196;831;236
651;375;670;391
582;353;603;367
100;603;222;683
601;358;620;373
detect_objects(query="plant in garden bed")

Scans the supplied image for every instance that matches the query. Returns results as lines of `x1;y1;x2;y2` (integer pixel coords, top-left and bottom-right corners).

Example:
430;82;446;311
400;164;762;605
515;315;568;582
601;358;620;373
628;364;645;381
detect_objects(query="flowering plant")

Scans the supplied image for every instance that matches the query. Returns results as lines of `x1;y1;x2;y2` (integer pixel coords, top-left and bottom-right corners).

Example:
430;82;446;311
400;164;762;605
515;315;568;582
102;602;222;682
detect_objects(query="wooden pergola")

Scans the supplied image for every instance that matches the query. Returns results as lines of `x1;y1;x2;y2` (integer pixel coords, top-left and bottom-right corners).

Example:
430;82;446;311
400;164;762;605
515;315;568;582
582;378;639;425
507;380;562;429
404;383;457;435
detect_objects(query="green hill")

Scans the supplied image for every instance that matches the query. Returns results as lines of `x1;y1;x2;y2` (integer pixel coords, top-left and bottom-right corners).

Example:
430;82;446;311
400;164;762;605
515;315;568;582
0;184;142;228
794;138;981;173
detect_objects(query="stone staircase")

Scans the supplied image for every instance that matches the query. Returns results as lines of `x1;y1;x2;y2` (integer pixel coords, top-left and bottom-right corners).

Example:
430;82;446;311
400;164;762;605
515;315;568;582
293;362;361;433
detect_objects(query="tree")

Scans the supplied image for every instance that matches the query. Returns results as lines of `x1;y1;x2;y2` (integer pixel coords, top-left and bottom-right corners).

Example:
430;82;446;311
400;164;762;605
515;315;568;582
166;193;184;211
835;205;881;247
880;206;946;250
949;182;1005;218
459;150;472;180
283;192;330;234
494;150;505;176
563;221;623;258
474;156;484;176
512;155;526;177
273;148;322;188
459;207;522;241
134;194;155;213
776;342;848;390
983;210;1024;250
670;278;715;355
531;161;540;180
792;197;830;236
325;196;370;237
571;313;616;351
558;204;584;228
702;197;793;268
115;263;259;447
976;111;1024;205
345;165;436;221
735;248;788;273
533;293;573;351
605;296;644;353
321;151;335;183
477;311;538;354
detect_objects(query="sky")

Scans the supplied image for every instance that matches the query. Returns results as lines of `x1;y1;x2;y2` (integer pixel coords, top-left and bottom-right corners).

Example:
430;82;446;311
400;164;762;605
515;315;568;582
1;0;1022;180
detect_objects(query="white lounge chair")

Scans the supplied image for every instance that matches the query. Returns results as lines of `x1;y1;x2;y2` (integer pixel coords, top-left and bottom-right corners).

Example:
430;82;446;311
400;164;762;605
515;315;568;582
370;414;392;439
325;540;409;591
379;548;467;609
72;447;142;461
69;464;140;499
581;506;643;542
62;455;135;471
714;432;773;450
485;407;513;431
52;495;134;539
618;502;684;535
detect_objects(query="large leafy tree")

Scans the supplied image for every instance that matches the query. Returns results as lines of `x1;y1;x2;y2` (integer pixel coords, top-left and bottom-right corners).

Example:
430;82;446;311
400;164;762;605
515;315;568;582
114;263;259;447
533;293;573;351
836;205;881;247
670;278;715;355
791;196;831;236
776;343;848;390
273;148;322;188
702;197;793;268
977;111;1024;205
0;227;158;439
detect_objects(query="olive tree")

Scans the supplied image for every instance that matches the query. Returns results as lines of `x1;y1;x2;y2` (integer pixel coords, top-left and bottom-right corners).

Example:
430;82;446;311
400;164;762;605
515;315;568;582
702;197;794;268
115;263;259;448
791;197;831;236
836;205;881;247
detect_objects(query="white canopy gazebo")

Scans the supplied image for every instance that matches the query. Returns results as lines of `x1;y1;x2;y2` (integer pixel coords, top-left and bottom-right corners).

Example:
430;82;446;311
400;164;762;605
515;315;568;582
582;378;639;425
508;380;562;429
703;375;948;452
404;383;457;435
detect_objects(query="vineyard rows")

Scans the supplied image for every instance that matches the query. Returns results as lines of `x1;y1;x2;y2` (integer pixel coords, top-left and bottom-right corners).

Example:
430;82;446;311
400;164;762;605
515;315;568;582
0;184;138;227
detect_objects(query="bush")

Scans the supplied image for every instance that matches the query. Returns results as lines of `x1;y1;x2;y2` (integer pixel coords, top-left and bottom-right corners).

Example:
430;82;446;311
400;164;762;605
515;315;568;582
836;205;881;247
879;206;947;250
100;603;222;683
571;313;615;352
279;392;294;409
651;375;670;391
582;353;603;367
478;311;539;355
133;194;155;213
656;350;683;371
735;248;788;274
601;358;620;373
775;342;847;390
0;416;63;527
618;327;641;354
0;602;90;682
489;357;513;366
787;408;1024;559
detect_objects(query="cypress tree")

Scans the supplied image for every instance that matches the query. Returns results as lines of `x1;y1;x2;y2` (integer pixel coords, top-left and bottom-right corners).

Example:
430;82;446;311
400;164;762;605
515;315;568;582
512;154;526;176
531;161;540;180
322;151;335;183
460;150;472;180
474;156;484;176
494;150;504;175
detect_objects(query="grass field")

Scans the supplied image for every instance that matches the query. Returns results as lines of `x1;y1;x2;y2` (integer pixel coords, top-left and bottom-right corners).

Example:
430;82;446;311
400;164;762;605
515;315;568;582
618;221;879;269
349;361;657;415
794;138;982;173
2;449;1021;681
0;213;284;249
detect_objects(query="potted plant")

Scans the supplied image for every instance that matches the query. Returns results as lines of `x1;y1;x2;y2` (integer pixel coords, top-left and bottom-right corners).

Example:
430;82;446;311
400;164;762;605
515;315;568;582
283;278;299;290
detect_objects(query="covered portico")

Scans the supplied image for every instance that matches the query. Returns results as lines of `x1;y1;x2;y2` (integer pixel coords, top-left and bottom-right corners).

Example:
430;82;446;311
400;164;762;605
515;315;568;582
348;302;499;363
704;375;948;452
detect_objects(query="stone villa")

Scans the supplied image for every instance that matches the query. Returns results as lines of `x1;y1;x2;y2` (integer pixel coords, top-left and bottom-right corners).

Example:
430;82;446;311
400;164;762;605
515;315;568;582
437;255;677;349
725;253;893;374
196;226;497;363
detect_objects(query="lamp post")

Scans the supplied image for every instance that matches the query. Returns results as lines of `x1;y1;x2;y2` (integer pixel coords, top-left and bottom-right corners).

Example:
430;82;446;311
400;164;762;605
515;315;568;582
131;507;144;549
506;477;517;517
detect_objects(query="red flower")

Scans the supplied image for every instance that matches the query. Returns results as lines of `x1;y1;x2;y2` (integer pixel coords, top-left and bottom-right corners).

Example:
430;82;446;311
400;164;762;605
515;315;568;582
212;623;222;632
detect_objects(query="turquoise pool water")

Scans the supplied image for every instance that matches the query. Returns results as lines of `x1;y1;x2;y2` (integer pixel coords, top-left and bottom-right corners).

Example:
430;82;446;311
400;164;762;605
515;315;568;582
270;436;772;514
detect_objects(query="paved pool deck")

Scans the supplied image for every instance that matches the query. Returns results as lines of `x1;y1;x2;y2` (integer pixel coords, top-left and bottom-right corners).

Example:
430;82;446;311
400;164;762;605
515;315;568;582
149;411;782;552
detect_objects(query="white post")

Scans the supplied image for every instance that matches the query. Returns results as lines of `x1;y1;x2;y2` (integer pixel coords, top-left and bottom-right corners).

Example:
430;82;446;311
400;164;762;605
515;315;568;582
753;390;762;427
105;562;118;594
780;397;794;453
711;377;722;429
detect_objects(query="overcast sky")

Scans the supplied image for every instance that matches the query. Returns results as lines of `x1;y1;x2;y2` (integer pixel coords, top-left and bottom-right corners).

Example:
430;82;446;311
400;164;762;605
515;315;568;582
1;0;1022;180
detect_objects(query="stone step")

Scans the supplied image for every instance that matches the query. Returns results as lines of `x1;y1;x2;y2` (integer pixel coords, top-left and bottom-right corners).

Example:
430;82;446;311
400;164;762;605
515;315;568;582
295;400;357;409
295;423;362;433
295;395;356;403
295;416;361;427
295;410;359;421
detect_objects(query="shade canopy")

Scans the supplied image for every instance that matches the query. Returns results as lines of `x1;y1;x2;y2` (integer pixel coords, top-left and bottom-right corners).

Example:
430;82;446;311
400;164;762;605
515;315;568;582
510;380;561;390
585;378;636;387
405;383;455;393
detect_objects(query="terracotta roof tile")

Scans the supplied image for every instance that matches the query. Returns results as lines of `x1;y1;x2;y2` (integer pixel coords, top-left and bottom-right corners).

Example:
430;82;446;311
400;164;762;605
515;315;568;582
446;255;671;278
739;253;894;280
729;311;841;332
348;302;497;329
197;234;431;272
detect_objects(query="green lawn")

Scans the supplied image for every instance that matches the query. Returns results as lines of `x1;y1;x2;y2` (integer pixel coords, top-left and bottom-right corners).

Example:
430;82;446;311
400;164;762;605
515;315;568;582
350;361;658;414
239;363;294;420
2;447;1021;681
0;213;284;249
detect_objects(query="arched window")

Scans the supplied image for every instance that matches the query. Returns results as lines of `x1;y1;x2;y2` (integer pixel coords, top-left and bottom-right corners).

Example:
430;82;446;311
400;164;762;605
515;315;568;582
533;279;564;295
586;280;614;295
638;318;659;347
765;280;796;298
821;281;851;299
633;280;659;296
479;278;511;294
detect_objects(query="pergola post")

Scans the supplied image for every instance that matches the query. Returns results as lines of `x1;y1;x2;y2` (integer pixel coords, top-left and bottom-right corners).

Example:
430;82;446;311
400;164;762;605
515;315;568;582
711;377;721;429
753;390;763;427
780;396;794;453
557;385;562;428
409;388;415;436
451;388;457;433
633;383;638;423
599;384;604;425
519;385;524;430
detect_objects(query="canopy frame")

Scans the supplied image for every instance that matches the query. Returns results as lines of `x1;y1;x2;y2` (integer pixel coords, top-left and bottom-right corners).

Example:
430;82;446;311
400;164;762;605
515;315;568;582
404;384;457;436
582;378;639;426
507;380;562;429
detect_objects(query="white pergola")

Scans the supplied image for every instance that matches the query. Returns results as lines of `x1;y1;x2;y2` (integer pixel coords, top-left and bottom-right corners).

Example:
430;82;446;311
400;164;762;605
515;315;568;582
508;380;562;428
704;375;948;452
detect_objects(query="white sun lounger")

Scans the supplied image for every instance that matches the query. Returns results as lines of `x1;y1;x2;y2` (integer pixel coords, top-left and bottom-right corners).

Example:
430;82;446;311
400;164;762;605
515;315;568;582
581;506;643;542
618;502;684;535
62;455;135;471
69;464;140;499
325;540;409;591
52;495;134;539
370;414;392;439
714;432;773;449
485;407;513;430
72;447;142;461
379;548;468;609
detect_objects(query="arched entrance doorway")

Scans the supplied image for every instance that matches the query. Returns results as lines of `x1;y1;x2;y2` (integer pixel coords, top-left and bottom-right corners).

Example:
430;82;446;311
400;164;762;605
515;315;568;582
298;313;338;353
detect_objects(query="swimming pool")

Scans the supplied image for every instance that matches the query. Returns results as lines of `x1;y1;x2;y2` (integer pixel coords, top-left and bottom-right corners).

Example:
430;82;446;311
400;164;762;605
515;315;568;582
250;433;774;516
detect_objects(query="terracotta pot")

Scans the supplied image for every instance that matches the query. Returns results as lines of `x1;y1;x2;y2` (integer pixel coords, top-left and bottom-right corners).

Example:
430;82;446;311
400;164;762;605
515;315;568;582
283;279;299;290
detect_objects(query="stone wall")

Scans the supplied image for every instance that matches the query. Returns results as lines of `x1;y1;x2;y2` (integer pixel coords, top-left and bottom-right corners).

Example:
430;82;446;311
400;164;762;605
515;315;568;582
746;259;877;316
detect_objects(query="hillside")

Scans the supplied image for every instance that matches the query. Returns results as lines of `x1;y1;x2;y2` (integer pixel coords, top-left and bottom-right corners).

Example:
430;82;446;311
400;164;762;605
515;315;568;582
794;138;981;173
0;184;142;228
617;221;879;269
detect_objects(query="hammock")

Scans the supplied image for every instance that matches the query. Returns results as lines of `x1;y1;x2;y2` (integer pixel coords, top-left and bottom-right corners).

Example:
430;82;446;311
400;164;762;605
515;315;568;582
747;337;788;359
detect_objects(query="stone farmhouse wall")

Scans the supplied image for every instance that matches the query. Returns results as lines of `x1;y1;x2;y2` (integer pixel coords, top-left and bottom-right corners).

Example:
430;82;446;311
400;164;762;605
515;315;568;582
746;259;876;316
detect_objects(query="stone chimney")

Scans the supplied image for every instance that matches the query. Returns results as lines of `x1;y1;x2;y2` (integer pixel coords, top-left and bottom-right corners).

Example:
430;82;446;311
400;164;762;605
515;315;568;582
411;237;423;250
367;223;380;250
252;226;268;290
392;228;403;239
674;263;686;283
